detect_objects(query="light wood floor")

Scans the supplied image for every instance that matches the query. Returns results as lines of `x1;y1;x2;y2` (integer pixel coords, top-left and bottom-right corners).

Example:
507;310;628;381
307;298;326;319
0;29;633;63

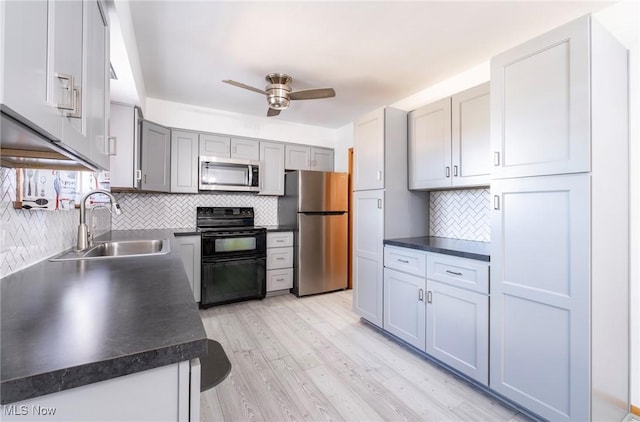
198;290;534;422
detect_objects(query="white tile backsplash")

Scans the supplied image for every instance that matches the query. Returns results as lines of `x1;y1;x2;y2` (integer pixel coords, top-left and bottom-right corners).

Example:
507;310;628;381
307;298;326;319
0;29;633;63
0;167;110;278
430;188;491;242
111;192;278;230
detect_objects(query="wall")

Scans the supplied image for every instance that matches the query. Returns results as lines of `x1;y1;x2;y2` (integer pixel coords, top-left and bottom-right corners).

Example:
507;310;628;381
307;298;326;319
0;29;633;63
429;189;490;242
0;168;110;278
111;192;277;230
145;98;336;148
334;123;354;172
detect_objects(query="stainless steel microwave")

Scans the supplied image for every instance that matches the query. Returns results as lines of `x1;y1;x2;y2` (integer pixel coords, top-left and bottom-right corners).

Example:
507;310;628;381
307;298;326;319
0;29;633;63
198;156;261;192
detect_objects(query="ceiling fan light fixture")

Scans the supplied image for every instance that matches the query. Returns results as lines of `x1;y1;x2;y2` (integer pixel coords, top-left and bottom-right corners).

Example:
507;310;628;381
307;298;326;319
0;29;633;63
266;84;291;110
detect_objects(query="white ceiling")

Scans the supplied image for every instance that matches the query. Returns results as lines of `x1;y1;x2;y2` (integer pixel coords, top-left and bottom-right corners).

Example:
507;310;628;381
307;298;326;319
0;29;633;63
124;1;613;129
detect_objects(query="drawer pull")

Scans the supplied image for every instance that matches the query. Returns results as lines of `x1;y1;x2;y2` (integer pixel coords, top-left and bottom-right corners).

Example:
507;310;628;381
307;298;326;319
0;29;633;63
276;239;285;242
276;257;285;260
397;259;410;264
276;278;285;282
446;270;463;276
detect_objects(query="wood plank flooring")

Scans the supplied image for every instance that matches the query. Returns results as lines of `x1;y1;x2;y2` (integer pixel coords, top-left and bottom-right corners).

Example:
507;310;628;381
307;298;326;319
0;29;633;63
199;290;534;422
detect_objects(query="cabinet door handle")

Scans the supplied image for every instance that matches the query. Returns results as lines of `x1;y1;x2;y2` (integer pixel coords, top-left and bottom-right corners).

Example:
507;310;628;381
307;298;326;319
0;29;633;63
493;195;500;210
55;73;75;111
377;170;382;181
108;137;117;155
144;174;147;183
418;289;424;302
445;166;450;178
494;152;501;166
445;270;463;276
397;259;410;264
135;170;142;181
453;165;458;177
377;199;382;209
66;86;82;118
427;291;432;304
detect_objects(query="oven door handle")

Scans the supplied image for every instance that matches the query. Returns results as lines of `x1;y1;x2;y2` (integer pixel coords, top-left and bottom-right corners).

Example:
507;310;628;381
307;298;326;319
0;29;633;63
201;230;265;238
203;256;265;264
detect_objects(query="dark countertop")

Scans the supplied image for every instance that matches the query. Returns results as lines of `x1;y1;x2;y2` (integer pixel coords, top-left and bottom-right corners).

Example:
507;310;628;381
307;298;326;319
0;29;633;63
0;229;207;405
384;236;490;262
260;225;296;232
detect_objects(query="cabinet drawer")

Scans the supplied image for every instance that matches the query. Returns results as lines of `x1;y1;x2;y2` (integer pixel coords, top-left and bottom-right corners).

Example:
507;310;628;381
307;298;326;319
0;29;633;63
384;246;426;277
267;268;293;291
267;247;293;270
426;253;489;294
267;232;293;248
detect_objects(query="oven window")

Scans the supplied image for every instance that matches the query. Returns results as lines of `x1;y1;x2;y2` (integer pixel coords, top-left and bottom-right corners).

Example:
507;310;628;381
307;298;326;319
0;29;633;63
214;237;257;252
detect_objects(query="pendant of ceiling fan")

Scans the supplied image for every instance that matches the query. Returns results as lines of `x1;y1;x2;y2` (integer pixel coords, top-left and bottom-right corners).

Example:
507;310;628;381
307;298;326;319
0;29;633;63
223;73;335;117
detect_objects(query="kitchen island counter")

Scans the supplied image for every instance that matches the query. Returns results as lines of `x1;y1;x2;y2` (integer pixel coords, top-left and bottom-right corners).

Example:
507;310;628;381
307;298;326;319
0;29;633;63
384;236;490;262
0;229;207;405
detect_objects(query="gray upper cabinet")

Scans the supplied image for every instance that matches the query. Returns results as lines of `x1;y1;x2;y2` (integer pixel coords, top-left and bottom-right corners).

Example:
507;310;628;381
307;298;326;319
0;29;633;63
284;145;333;171
353;108;385;190
109;103;140;189
141;120;171;192
491;19;589;179
199;134;230;157
408;82;490;190
310;147;334;171
285;144;311;170
0;0;110;171
0;1;61;139
490;15;630;422
85;0;110;171
231;138;259;160
408;98;452;189
451;83;490;187
259;141;285;196
171;130;199;193
199;134;259;160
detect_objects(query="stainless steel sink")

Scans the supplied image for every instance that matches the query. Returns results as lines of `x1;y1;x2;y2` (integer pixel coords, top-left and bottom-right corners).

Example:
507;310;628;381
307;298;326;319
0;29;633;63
50;239;171;261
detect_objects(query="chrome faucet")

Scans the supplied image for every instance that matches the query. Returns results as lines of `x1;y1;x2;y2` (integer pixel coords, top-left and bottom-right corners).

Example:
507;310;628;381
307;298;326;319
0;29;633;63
77;189;122;251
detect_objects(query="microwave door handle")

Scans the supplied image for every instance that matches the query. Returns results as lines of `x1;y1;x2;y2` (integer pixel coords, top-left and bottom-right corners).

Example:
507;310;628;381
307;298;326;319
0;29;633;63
248;165;253;187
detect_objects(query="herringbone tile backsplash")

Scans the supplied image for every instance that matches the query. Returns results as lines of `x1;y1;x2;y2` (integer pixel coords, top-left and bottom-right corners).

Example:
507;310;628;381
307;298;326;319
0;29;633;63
430;189;491;242
111;192;278;230
1;168;110;278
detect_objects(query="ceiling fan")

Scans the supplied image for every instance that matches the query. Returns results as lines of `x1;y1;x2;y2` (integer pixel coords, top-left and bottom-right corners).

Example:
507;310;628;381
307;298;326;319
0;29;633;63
223;73;335;117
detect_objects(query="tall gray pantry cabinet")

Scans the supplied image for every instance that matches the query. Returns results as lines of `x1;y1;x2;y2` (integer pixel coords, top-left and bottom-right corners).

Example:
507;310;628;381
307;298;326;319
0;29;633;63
489;15;629;421
352;107;429;328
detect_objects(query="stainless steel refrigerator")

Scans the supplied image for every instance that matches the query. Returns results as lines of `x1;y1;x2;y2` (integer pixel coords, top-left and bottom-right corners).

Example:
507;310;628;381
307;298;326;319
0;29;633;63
278;171;348;297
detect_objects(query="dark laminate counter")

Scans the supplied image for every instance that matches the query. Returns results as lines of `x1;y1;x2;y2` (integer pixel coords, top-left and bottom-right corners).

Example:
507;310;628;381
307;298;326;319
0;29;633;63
260;225;296;232
0;229;207;405
384;236;490;262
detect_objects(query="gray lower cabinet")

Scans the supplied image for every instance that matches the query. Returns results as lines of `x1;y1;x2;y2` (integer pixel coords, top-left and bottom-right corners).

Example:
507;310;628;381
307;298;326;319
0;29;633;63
266;232;294;294
171;130;199;193
382;246;489;386
383;267;426;350
259;141;285;195
141;120;171;192
352;190;384;327
176;235;201;303
426;280;488;385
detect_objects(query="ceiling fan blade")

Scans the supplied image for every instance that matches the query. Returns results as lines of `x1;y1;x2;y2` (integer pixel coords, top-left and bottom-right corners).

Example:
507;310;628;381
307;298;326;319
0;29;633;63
267;107;281;117
289;88;335;100
222;80;266;95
